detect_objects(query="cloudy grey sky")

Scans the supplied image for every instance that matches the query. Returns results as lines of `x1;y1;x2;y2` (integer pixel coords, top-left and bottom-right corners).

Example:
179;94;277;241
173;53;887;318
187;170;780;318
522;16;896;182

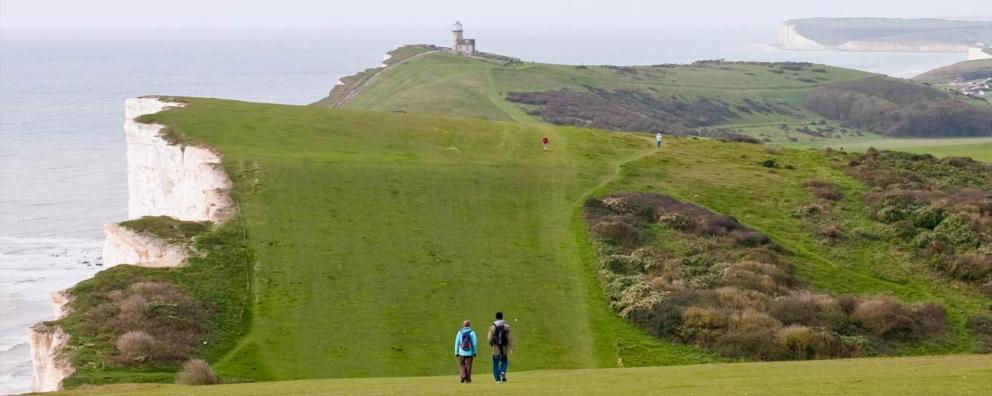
1;0;989;29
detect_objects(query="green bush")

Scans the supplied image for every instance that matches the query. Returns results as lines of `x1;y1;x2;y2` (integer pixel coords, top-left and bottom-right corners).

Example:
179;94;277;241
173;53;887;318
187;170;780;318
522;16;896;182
932;214;981;248
777;325;846;360
911;206;945;230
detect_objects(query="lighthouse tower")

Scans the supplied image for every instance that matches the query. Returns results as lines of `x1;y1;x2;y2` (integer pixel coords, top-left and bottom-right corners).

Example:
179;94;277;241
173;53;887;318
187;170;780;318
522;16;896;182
451;21;476;56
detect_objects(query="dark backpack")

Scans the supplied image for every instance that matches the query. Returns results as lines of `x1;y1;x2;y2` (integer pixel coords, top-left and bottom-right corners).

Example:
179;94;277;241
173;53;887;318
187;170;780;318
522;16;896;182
492;324;508;347
460;330;473;352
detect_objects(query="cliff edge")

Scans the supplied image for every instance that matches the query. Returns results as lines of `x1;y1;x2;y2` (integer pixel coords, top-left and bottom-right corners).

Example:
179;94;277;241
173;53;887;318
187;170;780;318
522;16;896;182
29;97;236;392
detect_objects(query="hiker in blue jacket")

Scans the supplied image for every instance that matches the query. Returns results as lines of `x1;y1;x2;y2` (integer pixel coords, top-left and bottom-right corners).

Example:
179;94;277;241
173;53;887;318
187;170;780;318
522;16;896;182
454;319;478;383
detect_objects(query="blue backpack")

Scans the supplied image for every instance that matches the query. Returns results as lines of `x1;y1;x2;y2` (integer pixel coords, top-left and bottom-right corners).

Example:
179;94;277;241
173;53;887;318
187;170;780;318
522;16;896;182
460;330;473;352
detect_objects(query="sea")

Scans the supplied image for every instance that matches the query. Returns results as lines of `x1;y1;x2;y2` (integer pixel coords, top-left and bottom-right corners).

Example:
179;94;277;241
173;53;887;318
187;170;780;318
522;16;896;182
0;27;967;395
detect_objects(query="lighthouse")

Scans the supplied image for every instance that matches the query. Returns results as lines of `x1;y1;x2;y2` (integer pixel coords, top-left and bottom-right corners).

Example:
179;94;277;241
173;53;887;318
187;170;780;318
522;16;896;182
451;21;476;56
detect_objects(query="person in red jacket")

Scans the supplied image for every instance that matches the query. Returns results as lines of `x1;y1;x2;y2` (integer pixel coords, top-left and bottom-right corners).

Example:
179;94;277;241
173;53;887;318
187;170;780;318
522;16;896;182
542;135;550;151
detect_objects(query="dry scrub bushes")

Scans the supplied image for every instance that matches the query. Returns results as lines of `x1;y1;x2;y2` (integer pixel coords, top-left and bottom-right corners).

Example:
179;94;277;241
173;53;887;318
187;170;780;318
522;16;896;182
176;359;219;385
847;150;992;295
586;192;947;361
84;281;210;365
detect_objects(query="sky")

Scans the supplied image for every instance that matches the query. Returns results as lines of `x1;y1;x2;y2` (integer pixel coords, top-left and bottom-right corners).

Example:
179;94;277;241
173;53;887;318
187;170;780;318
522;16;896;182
1;0;989;29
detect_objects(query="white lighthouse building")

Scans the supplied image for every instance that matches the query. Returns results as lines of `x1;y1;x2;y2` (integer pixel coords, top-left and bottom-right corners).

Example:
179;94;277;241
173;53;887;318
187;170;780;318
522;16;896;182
452;21;476;56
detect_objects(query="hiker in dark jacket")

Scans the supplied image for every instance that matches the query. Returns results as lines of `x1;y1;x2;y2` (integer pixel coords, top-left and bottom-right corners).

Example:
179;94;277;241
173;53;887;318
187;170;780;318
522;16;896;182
487;312;514;383
454;320;478;383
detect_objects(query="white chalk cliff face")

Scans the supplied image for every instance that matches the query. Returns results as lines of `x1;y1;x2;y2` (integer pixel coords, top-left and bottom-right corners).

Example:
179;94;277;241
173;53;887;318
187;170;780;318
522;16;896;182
102;223;187;268
31;97;235;392
777;23;826;50
28;293;73;393
125;98;233;224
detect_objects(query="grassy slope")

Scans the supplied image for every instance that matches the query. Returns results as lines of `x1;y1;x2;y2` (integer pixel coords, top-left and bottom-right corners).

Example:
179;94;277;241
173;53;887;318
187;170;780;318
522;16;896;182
602;138;989;354
57;354;992;395
134;98;989;386
338;49;992;159
336;51;869;128
140;99;719;383
822;138;992;162
914;59;992;84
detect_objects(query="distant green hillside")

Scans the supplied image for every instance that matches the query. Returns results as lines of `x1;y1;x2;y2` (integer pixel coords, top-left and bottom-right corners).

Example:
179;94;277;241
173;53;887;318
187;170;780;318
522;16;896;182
317;50;875;144
915;59;992;83
320;49;992;142
785;18;992;47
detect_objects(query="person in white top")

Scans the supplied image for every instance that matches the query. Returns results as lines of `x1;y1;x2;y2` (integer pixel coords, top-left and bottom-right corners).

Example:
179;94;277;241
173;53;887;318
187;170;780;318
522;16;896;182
656;132;663;148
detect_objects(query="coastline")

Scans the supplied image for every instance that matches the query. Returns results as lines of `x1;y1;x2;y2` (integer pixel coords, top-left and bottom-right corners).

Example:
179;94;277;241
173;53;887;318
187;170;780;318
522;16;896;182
25;97;235;392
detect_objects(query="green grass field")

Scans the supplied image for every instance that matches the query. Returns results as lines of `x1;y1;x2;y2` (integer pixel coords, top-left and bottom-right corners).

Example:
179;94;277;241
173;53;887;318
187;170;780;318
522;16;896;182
113;98;988;387
58;47;992;392
141;99;721;383
57;355;992;395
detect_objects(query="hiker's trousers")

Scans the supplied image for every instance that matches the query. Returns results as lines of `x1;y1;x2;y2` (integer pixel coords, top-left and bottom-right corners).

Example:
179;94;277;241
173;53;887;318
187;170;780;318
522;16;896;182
492;354;508;381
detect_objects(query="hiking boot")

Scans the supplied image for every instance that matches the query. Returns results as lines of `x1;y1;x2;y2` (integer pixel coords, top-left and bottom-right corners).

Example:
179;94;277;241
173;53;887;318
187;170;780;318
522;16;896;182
500;373;507;382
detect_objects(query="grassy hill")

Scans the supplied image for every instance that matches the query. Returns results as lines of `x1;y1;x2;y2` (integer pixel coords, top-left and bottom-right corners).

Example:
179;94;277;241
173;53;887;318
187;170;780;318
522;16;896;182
56;354;992;395
915;59;992;84
132;98;721;384
318;49;992;145
54;47;992;391
58;95;990;388
319;51;870;138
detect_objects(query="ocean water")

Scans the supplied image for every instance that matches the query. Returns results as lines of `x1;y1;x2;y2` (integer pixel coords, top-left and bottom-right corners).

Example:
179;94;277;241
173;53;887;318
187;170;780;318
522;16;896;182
0;27;966;394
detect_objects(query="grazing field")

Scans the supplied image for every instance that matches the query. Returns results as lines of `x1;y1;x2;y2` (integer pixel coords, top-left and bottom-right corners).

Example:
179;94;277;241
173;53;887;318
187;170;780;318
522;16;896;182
57;354;992;396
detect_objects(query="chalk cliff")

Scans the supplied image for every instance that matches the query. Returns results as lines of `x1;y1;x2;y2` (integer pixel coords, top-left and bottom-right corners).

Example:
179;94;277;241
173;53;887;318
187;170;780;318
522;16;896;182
30;97;235;392
101;223;187;267
777;23;826;50
125;98;233;223
28;293;73;393
836;40;969;53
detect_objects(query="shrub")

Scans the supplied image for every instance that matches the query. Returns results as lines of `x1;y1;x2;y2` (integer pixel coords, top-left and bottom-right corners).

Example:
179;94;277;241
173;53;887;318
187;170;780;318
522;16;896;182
715;287;768;311
658;213;696;232
912;303;946;337
793;204;824;218
802;181;844;201
967;316;992;353
777;325;846;359
840;335;876;357
760;159;778;168
713;328;786;360
592;220;643;248
769;296;819;326
911;206;945;230
819;224;846;241
176;359;219;385
721;261;792;294
851;226;886;241
733;231;771;247
945;254;992;282
116;331;158;361
932;214;981;248
681;306;728;344
851;297;943;341
700;215;743;236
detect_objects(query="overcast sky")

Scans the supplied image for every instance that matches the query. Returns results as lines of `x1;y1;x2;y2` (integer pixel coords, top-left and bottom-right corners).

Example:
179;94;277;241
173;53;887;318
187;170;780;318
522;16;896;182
2;0;989;29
